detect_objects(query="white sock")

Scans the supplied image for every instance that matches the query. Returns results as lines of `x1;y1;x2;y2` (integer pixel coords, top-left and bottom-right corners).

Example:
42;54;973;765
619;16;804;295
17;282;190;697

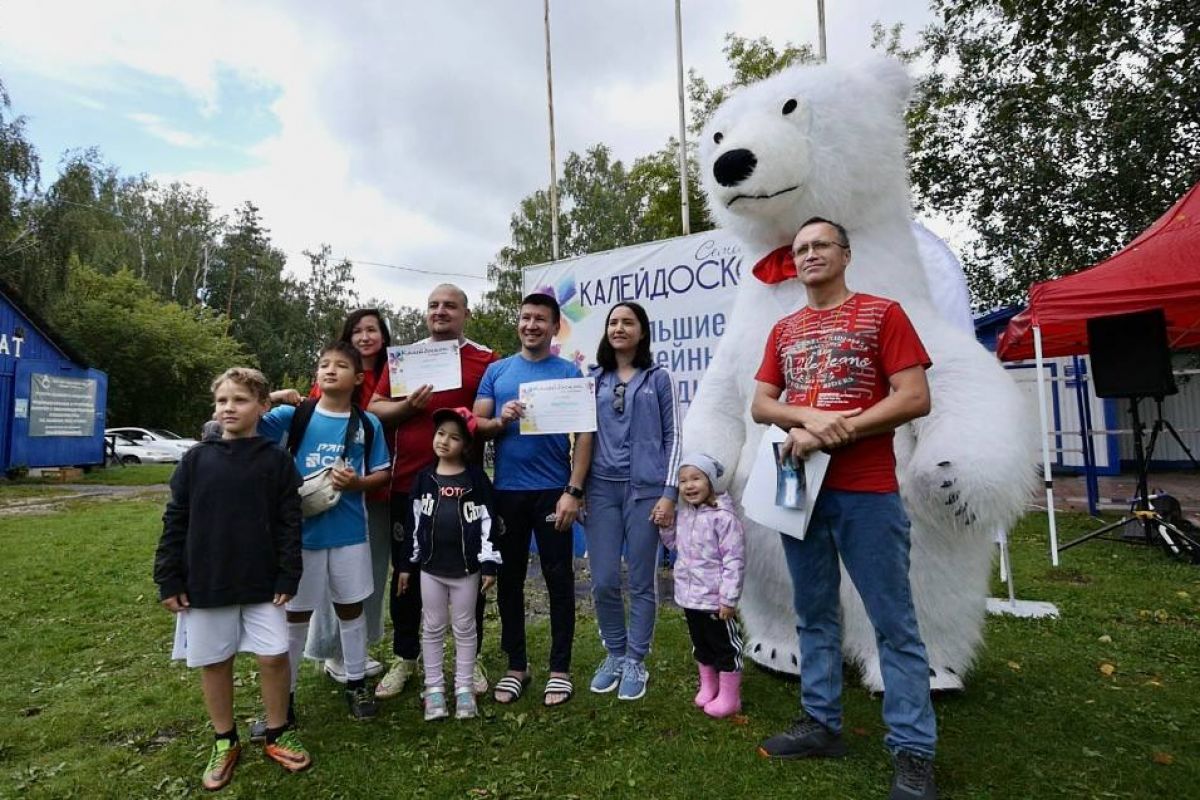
339;614;367;682
287;621;309;693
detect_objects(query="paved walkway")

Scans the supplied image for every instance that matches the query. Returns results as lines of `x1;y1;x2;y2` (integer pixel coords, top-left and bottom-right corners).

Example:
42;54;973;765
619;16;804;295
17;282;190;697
1039;470;1200;517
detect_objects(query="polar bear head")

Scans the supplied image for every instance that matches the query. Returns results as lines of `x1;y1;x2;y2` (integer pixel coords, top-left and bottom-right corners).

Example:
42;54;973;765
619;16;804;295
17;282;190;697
699;57;913;252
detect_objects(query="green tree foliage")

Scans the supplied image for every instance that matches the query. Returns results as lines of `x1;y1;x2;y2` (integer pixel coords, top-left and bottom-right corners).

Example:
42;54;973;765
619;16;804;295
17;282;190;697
628;139;709;241
481;142;713;340
686;34;818;135
0;78;41;298
51;263;247;432
301;243;359;350
116;176;224;305
910;0;1200;307
384;304;427;347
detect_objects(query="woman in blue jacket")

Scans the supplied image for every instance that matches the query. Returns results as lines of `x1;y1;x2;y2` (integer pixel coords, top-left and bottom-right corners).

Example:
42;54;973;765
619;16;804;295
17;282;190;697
585;301;681;701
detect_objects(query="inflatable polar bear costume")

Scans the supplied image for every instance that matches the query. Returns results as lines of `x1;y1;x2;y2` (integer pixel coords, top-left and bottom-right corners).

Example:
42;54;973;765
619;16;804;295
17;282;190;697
683;57;1035;691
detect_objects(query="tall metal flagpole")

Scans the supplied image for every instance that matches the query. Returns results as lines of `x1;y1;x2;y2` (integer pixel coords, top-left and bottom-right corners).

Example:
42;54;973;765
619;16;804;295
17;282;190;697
674;0;690;235
816;0;827;62
544;0;560;261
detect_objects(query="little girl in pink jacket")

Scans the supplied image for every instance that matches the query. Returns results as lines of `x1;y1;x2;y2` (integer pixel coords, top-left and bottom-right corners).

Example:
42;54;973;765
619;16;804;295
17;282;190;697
660;453;746;718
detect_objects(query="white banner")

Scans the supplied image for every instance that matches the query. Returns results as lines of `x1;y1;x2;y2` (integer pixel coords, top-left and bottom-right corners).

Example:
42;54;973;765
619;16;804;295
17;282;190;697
522;230;756;414
522;224;971;415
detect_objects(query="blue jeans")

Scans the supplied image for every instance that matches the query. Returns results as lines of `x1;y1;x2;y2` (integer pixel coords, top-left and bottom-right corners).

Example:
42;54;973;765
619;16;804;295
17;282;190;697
584;477;661;662
781;490;936;759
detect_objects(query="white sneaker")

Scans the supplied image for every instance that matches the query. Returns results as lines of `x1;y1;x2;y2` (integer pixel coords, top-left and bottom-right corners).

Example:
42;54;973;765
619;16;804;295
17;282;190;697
375;658;417;699
324;657;383;683
472;662;489;695
323;658;347;684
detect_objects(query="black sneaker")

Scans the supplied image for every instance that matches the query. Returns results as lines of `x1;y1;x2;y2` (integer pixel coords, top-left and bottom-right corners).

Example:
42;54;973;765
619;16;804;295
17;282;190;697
889;751;937;800
346;684;379;720
757;714;848;759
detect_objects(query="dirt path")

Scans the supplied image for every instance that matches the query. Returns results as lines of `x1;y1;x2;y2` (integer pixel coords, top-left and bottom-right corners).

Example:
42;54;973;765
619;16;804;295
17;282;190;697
0;483;169;516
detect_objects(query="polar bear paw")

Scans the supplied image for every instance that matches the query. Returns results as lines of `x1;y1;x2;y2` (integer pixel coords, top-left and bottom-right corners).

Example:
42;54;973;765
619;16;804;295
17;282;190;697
858;661;964;695
934;461;978;527
901;458;981;533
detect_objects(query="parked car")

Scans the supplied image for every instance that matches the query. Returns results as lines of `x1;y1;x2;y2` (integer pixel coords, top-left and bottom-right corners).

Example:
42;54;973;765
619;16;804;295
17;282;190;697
105;434;179;465
105;427;198;457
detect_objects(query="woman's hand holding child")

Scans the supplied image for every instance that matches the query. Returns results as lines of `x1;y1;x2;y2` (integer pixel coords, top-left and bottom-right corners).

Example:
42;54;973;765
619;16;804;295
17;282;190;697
649;497;675;528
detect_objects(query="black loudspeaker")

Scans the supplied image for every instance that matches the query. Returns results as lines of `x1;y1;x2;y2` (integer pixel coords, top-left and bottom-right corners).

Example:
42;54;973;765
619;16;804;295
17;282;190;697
1087;308;1177;399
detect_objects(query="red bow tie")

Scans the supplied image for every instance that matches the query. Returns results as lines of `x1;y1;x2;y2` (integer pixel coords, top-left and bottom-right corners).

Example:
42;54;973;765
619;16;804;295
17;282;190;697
751;245;796;285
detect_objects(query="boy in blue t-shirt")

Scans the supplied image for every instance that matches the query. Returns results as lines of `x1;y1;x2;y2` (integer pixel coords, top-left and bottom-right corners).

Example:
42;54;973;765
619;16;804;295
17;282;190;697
259;341;391;720
473;292;593;708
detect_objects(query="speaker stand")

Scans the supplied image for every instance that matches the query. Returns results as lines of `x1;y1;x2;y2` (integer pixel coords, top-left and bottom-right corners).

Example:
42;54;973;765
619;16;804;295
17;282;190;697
1143;396;1200;471
1058;397;1200;560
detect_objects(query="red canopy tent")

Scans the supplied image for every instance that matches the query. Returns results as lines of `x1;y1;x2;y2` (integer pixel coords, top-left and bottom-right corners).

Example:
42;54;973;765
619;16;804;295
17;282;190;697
997;181;1200;361
994;181;1200;565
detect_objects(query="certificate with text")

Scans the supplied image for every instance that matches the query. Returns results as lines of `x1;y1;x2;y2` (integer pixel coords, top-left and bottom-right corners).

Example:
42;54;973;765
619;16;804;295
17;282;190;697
519;377;597;435
387;340;462;397
743;424;829;540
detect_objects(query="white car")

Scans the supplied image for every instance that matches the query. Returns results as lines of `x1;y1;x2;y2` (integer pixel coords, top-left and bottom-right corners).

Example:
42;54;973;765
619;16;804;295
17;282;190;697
105;427;198;457
106;434;179;465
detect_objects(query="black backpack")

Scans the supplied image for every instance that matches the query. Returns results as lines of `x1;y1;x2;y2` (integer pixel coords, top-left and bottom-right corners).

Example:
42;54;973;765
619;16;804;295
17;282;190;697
282;399;374;464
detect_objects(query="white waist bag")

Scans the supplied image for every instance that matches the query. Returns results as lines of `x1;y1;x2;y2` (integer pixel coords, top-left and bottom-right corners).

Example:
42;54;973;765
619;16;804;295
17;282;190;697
298;456;346;517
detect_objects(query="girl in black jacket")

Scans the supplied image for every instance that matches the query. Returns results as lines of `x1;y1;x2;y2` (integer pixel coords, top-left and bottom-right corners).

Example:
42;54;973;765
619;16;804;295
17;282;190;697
397;407;500;721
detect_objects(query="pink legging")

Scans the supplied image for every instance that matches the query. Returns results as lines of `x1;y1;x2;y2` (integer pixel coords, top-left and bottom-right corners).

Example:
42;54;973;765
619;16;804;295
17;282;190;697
420;571;480;693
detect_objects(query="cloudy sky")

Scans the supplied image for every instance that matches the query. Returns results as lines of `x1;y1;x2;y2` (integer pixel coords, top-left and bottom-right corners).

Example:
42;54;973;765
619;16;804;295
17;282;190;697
1;0;935;309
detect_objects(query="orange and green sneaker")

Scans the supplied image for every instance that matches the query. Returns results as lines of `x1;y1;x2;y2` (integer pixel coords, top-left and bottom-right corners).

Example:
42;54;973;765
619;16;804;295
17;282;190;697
201;737;241;791
263;729;312;773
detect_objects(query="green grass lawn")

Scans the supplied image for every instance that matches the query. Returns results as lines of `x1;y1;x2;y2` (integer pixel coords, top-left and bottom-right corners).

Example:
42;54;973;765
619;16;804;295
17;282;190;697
0;497;1197;799
76;464;176;486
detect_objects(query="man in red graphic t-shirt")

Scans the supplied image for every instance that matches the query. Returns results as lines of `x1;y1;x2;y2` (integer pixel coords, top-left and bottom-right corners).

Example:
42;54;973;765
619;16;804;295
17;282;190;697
750;218;939;800
367;284;499;701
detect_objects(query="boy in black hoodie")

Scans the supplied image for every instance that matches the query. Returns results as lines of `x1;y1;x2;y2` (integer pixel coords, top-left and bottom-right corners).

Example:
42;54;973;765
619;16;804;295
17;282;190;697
154;367;310;790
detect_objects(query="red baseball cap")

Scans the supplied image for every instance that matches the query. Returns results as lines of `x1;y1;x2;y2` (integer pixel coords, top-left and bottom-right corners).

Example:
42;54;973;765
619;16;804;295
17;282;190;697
432;406;478;441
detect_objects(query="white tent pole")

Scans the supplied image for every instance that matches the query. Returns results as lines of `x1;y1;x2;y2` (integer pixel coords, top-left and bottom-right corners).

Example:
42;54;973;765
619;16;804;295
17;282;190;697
1033;324;1060;565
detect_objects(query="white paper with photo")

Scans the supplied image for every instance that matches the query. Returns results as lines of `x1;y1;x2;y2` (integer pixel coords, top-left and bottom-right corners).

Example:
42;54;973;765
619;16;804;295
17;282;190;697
743;425;829;540
387;340;462;397
519;377;597;435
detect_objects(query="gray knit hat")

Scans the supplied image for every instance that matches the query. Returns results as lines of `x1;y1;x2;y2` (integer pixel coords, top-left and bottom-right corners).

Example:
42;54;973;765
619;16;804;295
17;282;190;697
679;452;725;489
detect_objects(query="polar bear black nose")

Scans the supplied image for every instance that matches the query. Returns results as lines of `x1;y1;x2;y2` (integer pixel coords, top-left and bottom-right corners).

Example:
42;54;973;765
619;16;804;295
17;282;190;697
713;148;757;187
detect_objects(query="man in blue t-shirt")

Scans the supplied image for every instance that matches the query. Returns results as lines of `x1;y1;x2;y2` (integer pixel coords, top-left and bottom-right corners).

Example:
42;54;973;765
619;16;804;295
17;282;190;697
259;342;391;722
473;293;593;708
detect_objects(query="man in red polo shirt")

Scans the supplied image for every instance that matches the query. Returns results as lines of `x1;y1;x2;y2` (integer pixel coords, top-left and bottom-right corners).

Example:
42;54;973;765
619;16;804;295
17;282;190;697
750;217;938;800
368;284;498;699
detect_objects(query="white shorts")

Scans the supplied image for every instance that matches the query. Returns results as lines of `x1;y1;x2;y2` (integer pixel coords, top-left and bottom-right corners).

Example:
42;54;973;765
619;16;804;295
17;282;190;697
286;542;373;612
170;602;288;668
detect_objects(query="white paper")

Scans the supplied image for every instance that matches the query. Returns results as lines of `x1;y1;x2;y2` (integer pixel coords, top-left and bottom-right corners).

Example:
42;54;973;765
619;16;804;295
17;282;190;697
518;377;597;435
743;425;829;540
387;340;462;397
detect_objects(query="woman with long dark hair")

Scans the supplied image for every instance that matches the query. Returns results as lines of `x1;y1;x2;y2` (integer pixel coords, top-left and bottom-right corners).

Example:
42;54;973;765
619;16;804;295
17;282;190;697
584;301;681;701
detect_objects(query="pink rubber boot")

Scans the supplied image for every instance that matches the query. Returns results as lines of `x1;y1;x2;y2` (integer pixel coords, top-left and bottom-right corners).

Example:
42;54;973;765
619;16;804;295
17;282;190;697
703;671;742;718
694;663;719;708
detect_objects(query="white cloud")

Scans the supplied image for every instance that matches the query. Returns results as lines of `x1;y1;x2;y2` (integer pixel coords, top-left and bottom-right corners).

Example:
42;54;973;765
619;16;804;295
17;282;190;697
126;112;210;148
2;0;941;312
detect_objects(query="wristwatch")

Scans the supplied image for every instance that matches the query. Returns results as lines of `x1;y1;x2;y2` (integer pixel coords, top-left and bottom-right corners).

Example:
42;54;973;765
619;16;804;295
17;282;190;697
563;484;585;499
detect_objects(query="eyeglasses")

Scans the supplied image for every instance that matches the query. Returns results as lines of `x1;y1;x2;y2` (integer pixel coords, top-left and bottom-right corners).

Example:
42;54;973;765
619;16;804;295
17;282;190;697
792;240;848;258
612;382;627;414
